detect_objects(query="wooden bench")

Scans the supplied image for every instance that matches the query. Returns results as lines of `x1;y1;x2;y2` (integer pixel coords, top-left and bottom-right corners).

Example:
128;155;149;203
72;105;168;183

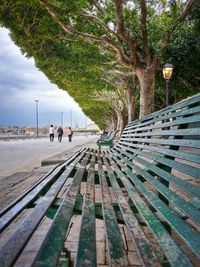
0;93;200;267
97;130;119;150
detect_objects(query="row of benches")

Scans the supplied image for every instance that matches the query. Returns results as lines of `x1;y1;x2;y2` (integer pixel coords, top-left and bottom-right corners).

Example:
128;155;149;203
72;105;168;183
0;93;200;266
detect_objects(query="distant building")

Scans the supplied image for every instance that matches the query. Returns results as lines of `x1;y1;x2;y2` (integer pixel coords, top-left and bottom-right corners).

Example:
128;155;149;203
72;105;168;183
86;123;100;132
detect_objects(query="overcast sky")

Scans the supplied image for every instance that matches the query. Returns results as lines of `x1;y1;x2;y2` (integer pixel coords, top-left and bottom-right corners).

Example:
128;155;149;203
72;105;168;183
0;27;92;128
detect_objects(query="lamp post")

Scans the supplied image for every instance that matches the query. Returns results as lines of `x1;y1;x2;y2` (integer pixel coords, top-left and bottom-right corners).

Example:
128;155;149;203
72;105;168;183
70;110;72;127
34;99;39;137
163;63;173;107
60;112;63;128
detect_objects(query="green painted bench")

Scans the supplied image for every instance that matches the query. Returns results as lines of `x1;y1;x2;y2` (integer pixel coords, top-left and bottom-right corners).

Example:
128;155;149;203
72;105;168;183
0;93;200;267
97;130;119;150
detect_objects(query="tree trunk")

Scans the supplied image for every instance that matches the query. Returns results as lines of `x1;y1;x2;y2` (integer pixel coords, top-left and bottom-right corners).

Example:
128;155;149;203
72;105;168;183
116;110;125;134
136;59;157;118
127;81;136;123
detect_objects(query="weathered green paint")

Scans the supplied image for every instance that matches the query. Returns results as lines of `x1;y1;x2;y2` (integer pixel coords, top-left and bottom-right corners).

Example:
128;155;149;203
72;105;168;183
110;153;200;259
97;130;119;150
124;115;200;133
118;141;200;163
75;153;96;267
0;148;86;233
115;146;200;199
119;136;200;149
32;153;90;267
125;93;200;129
0;151;87;267
103;156;160;267
114;148;200;226
117;144;200;178
97;154;128;266
105;154;193;267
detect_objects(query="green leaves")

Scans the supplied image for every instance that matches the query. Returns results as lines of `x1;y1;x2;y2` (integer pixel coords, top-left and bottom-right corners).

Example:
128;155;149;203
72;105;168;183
0;0;199;127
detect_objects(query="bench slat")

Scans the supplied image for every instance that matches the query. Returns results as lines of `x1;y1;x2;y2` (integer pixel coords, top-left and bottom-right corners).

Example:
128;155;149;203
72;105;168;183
124;115;200;133
119;137;200;149
121;128;200;137
125;94;200;128
32;152;90;267
125;106;200;131
0;149;86;233
97;154;129;266
75;152;96;267
105;153;194;267
0;159;82;267
113;147;200;223
117;144;200;180
118;145;200;179
109;152;200;259
102;156;160;267
119;141;200;163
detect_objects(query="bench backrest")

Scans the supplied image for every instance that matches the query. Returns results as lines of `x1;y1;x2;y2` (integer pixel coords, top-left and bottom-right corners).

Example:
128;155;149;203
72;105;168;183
107;129;119;140
117;93;200;171
107;93;200;264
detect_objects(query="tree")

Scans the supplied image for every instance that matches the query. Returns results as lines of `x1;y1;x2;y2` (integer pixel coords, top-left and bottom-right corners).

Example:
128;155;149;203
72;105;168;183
93;88;128;133
36;0;199;117
0;0;199;127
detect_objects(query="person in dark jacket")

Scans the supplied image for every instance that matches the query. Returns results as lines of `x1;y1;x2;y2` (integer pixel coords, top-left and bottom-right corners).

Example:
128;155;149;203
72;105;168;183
57;126;64;142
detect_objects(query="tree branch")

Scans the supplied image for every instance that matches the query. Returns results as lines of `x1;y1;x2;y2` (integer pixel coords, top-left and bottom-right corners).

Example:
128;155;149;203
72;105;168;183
160;0;199;56
114;0;137;65
38;0;132;66
140;0;150;60
81;9;117;38
114;0;128;40
107;69;135;77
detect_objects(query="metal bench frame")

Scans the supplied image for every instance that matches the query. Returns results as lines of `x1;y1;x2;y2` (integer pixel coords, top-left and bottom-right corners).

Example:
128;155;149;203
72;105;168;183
0;93;200;267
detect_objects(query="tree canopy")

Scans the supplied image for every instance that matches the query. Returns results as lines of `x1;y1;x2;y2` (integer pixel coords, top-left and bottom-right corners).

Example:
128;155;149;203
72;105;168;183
0;0;200;129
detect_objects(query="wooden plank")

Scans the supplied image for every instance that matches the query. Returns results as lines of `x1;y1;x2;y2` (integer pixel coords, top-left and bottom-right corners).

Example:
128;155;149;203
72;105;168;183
104;154;194;267
75;151;96;267
97;153;128;266
32;152;91;267
120;128;200;138
114;146;200;199
102;156;160;267
119;137;200;149
117;144;200;180
118;141;200;164
0;149;86;233
123;115;200;134
124;105;200;132
125;93;200;129
109;152;200;259
113;147;200;224
0;151;87;267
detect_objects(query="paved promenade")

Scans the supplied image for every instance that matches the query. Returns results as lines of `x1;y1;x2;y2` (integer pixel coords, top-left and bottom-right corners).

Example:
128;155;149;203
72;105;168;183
0;135;98;179
0;135;97;211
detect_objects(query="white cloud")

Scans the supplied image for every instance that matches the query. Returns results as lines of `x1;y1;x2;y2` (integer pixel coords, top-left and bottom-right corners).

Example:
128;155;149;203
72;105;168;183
0;27;92;127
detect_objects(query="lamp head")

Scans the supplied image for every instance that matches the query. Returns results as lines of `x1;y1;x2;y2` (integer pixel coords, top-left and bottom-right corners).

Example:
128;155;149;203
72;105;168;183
163;63;173;80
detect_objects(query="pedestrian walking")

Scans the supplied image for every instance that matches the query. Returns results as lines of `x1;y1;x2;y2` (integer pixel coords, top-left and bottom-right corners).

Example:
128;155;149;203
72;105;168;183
49;125;54;142
67;127;73;142
57;126;63;142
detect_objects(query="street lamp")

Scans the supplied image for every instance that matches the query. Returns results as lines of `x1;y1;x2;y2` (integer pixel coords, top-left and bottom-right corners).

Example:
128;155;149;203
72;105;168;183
70;110;72;127
34;99;39;137
163;63;173;107
60;112;64;128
